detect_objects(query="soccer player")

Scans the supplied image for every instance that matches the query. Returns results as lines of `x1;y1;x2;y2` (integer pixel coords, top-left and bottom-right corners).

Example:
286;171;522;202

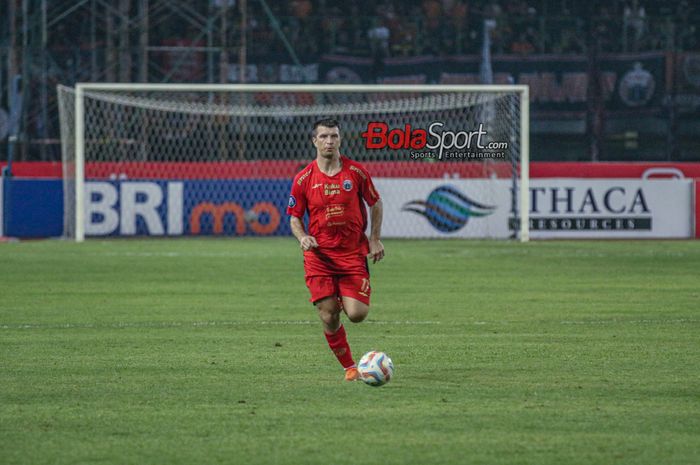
286;118;385;382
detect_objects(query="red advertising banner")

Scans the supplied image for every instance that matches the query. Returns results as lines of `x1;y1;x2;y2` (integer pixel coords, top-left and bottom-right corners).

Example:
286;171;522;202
5;161;700;180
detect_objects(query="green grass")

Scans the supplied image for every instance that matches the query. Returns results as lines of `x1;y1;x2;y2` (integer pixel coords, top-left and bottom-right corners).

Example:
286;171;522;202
1;238;699;465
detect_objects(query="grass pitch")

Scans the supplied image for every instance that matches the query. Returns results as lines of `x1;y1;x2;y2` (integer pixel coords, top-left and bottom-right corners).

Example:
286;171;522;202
1;238;699;465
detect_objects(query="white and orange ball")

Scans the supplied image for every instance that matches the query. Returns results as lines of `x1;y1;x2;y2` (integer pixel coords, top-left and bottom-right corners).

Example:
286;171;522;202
358;351;394;387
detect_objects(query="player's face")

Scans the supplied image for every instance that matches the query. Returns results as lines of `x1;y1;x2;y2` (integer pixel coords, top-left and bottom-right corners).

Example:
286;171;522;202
313;126;341;159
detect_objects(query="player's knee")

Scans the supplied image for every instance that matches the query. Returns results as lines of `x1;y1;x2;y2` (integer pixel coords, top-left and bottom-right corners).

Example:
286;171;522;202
348;312;367;323
347;305;369;323
316;299;341;325
319;310;339;326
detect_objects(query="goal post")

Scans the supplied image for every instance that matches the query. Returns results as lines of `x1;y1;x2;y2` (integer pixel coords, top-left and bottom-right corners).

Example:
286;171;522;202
519;85;530;242
75;85;86;243
59;83;530;242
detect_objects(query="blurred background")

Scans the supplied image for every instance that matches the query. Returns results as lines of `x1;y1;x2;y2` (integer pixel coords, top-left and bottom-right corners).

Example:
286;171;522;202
1;0;699;163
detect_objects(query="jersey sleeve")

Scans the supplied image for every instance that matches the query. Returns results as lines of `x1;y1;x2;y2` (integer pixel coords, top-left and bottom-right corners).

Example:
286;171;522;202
355;163;380;207
286;172;308;218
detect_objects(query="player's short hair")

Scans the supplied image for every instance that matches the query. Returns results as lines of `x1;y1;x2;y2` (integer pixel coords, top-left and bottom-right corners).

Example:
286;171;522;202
312;118;340;137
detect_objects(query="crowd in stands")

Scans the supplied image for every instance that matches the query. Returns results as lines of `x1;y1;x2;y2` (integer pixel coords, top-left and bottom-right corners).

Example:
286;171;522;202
203;0;700;60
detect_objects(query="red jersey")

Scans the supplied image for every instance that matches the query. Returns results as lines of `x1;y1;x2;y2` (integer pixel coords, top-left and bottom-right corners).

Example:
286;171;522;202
287;155;380;275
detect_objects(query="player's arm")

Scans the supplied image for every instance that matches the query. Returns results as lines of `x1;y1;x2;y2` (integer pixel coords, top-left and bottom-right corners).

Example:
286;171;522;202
287;169;317;252
290;216;318;251
368;199;385;263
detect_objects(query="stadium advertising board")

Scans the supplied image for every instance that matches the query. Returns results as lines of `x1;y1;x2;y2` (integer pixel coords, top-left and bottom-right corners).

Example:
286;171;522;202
83;180;291;237
1;179;63;237
0;174;695;239
375;179;693;239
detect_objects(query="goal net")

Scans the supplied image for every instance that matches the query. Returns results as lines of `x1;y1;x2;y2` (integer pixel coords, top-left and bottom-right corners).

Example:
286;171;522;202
57;84;529;242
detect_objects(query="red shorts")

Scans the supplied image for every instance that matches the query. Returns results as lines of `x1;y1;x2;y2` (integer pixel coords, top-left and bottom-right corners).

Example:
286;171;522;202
303;248;371;305
306;274;371;305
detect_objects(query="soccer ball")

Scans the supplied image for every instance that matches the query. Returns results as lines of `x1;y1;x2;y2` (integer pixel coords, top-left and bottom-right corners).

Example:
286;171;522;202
358;351;394;387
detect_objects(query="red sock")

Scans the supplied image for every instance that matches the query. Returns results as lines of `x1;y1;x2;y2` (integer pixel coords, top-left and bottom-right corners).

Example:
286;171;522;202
324;324;355;369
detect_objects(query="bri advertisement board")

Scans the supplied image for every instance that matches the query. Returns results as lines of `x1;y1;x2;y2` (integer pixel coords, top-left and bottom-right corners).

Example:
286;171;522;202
84;180;292;237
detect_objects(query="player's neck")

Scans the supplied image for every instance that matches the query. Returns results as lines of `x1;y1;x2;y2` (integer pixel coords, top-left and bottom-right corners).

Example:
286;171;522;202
316;153;342;176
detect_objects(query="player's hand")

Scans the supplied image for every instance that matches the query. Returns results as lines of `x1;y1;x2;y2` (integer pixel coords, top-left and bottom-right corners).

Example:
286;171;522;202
368;238;385;264
299;235;319;251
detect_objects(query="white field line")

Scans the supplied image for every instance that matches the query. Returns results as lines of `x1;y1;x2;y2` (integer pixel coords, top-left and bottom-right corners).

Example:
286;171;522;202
1;318;697;330
559;318;698;326
0;320;442;330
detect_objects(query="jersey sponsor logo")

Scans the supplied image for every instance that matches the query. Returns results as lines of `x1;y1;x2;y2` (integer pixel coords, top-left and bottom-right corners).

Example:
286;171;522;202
350;165;367;180
343;179;353;191
296;169;312;185
288;195;297;208
325;204;345;219
324;183;341;196
312;183;323;189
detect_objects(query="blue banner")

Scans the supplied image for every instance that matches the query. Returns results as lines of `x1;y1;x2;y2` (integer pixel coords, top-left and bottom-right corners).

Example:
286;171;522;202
3;179;64;237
